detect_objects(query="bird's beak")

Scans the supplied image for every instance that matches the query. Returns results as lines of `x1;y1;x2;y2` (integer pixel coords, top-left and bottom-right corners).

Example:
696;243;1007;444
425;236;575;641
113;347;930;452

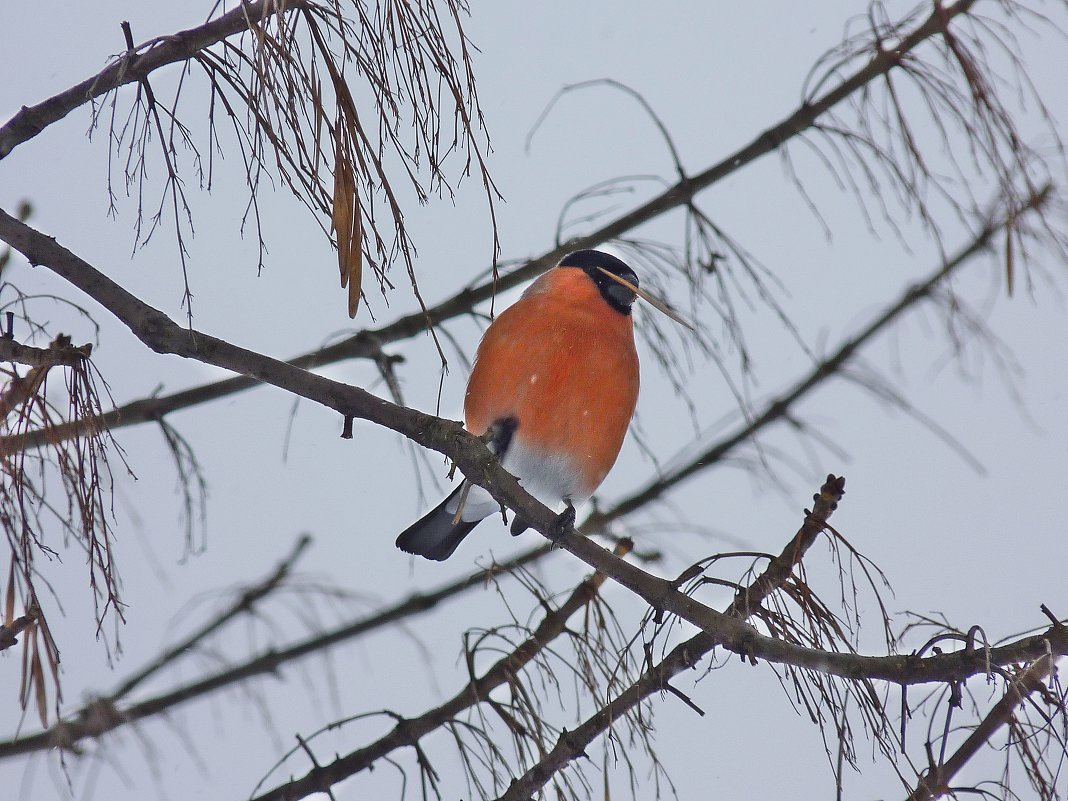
594;266;694;331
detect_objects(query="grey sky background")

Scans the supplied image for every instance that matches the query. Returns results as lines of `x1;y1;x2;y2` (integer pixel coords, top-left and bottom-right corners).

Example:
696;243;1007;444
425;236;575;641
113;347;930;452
2;2;1067;799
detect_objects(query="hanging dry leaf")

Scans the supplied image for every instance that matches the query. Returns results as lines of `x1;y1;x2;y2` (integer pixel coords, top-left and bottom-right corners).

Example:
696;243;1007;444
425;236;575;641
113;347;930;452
1005;211;1016;298
30;629;48;728
332;136;363;319
37;609;61;708
19;620;32;712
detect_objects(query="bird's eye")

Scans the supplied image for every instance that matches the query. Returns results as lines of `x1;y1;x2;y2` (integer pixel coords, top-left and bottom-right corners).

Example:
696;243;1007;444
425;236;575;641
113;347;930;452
605;281;637;307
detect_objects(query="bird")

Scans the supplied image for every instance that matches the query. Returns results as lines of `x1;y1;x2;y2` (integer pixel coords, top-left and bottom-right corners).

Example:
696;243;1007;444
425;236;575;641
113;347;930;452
396;249;688;561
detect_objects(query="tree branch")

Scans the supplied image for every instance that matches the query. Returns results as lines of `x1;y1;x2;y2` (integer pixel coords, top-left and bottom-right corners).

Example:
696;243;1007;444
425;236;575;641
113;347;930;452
0;197;1019;753
490;475;848;801
0;0;983;454
1;205;1063;691
0;335;91;369
0;0;300;160
0;333;93;420
905;655;1060;801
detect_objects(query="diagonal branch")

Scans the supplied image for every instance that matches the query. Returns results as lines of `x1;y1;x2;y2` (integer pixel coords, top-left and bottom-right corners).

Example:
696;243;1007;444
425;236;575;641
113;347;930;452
0;196;1026;754
0;0;986;454
0;205;1003;755
490;475;848;801
245;543;630;801
905;655;1060;801
0;1;298;161
1;205;1064;689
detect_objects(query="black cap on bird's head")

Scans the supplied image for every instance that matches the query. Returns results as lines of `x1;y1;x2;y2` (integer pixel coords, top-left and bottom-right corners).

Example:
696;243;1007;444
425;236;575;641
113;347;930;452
558;249;639;314
557;249;694;329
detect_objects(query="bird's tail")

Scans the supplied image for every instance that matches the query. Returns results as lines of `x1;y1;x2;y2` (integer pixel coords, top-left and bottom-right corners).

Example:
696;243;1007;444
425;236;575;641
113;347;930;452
395;484;482;561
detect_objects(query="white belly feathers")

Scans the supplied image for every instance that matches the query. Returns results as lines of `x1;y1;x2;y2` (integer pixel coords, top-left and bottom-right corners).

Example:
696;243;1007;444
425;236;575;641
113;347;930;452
444;437;587;523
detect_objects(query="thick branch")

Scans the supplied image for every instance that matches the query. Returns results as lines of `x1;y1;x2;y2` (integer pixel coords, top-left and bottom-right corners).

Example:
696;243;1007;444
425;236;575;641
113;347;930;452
0;336;91;369
0;209;456;452
0;205;1008;751
0;0;981;453
2;208;1064;689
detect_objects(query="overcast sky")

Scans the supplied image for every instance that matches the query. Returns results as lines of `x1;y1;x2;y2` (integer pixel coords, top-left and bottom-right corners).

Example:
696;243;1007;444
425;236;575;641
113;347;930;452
2;2;1067;800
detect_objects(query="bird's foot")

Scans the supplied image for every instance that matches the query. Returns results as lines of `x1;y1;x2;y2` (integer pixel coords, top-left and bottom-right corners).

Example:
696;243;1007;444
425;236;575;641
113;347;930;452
548;501;577;541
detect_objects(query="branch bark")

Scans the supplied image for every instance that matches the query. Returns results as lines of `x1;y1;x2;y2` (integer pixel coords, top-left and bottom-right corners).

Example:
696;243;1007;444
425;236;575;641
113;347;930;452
0;335;91;369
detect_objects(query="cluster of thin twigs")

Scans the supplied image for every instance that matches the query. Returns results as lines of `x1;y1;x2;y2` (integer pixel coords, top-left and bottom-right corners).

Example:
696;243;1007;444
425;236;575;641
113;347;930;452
0;321;120;728
93;0;497;320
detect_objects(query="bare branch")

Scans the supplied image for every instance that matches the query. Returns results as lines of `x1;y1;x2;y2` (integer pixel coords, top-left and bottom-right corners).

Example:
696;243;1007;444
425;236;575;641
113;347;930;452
1;202;1063;689
0;2;289;161
490;475;848;801
0;336;91;370
906;655;1059;801
0;0;994;454
246;543;631;801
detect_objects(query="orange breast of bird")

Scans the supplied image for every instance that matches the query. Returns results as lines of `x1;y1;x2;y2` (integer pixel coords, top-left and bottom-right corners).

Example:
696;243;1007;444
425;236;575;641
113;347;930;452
464;267;640;496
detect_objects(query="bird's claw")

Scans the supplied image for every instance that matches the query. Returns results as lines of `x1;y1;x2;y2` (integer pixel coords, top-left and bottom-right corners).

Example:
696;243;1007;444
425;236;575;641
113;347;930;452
549;502;577;541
